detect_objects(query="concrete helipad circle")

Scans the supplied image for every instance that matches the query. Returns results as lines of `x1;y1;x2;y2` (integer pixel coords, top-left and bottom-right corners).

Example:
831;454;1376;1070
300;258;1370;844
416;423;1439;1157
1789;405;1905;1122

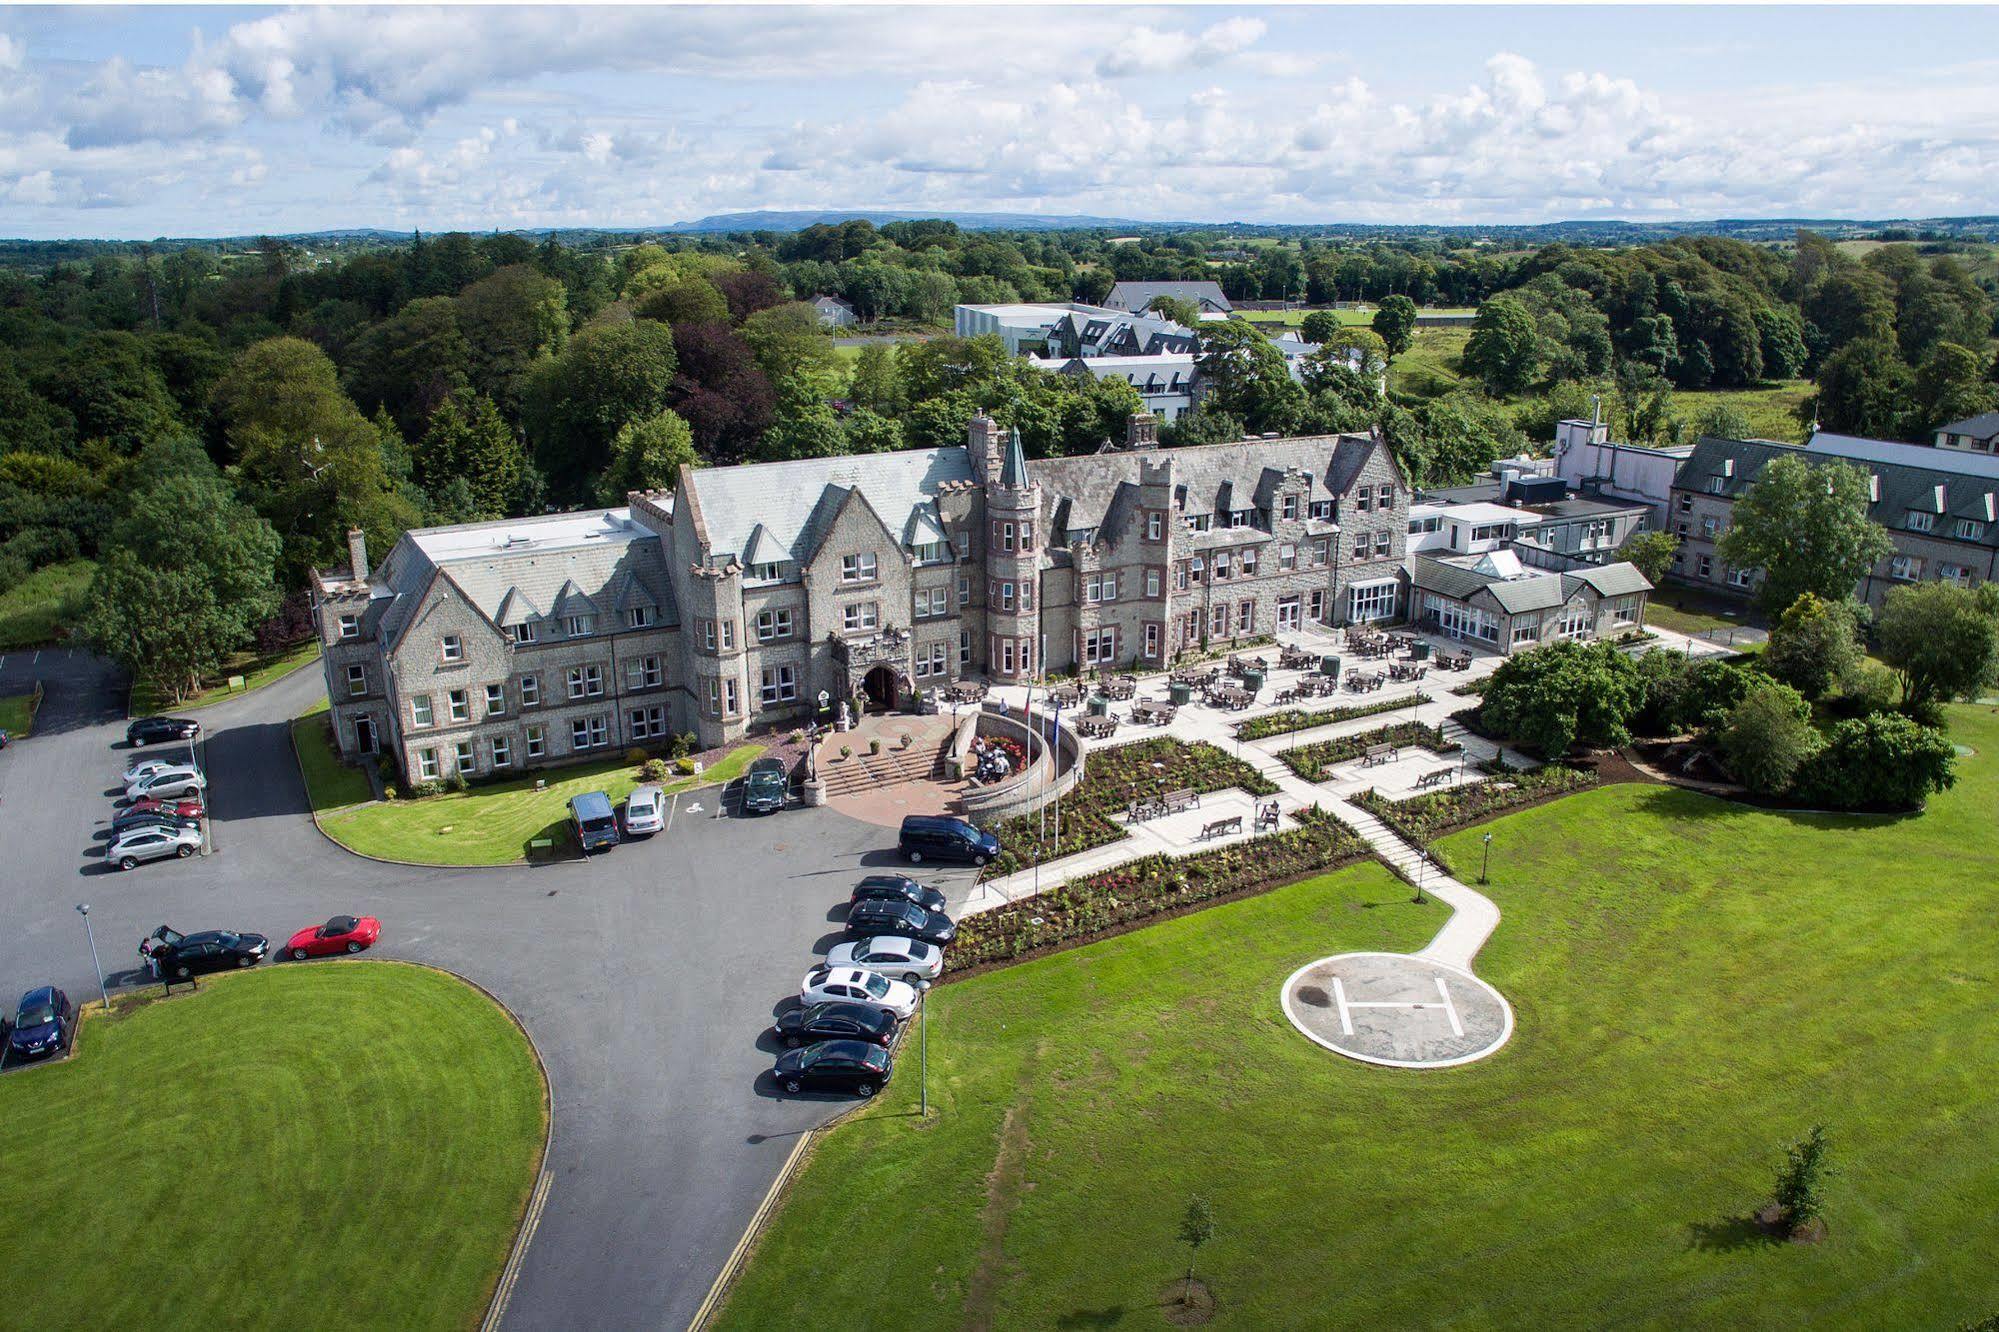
1282;951;1513;1068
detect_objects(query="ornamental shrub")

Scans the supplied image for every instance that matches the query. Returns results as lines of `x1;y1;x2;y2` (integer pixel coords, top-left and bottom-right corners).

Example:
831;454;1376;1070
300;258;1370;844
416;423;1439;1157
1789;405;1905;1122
1478;639;1645;756
1717;680;1820;795
1796;711;1956;811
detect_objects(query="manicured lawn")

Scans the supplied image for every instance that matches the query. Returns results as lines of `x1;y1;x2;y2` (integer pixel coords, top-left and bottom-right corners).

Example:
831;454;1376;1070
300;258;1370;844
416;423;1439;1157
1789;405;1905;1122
0;692;36;737
308;730;766;865
1646;582;1762;639
0;558;92;649
292;704;374;811
0;963;546;1329
719;708;1999;1328
131;639;322;714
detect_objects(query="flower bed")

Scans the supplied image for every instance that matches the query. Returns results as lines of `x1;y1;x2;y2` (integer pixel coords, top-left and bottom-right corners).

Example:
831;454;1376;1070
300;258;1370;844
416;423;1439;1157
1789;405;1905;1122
950;806;1367;973
1235;692;1431;741
1278;721;1460;781
982;737;1279;878
1353;763;1599;844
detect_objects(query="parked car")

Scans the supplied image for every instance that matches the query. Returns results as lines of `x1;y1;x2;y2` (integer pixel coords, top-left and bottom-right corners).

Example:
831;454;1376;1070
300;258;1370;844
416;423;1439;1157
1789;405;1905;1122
772;1039;894;1097
897;814;1000;866
740;756;788;814
110;807;202;837
851;874;948;914
7;986;73;1062
799;965;919;1021
125;796;205;821
125;766;207;801
285;914;381;960
126;716;199;746
569;791;619;853
108;822;202;870
622;784;665;836
825;936;943;985
140;927;268;978
121;755;180;786
772;1001;898;1049
844;897;956;947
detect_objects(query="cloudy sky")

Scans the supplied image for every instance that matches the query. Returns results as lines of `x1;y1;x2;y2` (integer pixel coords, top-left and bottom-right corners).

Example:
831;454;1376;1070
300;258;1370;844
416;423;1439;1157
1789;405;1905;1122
3;4;1997;238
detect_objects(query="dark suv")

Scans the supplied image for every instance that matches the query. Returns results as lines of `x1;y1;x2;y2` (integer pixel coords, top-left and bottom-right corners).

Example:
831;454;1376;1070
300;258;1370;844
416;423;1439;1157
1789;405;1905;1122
845;897;955;946
897;815;1000;867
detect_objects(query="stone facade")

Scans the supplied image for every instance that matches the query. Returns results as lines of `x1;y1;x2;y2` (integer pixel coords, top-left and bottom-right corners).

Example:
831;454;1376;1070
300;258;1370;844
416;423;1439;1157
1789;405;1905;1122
312;413;1415;780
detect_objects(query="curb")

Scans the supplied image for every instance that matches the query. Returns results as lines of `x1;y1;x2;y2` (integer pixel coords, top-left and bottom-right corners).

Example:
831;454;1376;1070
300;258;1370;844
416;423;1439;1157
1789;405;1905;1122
685;1128;819;1331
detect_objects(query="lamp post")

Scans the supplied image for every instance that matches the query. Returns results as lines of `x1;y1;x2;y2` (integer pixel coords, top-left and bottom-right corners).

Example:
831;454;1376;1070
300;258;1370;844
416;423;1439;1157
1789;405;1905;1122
1413;847;1426;905
1480;832;1494;885
916;979;931;1118
76;904;109;1013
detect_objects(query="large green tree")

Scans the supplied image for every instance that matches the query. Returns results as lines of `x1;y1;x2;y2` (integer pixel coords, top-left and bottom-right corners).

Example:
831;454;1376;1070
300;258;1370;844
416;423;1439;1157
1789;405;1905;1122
1462;295;1541;394
597;408;699;503
1718;680;1820;795
1811;338;1913;439
1875;579;1999;717
524;320;680;502
454;264;569;417
1371;294;1417;357
1193;319;1302;433
339;296;472;439
1762;592;1863;701
1715;456;1892;615
416;390;531;519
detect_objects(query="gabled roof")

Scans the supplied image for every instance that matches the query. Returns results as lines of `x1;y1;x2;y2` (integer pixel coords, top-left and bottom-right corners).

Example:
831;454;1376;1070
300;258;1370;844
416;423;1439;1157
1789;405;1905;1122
494;587;542;627
1678;436;1999;549
741;522;792;568
1105;280;1233;314
1412;554;1651;616
550;580;598;618
679;446;977;567
903;503;949;548
1940;411;1999;439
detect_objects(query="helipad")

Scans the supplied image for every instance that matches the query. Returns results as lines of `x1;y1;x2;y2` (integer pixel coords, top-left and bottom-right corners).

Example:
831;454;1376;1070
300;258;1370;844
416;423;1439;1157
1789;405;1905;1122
1281;951;1513;1068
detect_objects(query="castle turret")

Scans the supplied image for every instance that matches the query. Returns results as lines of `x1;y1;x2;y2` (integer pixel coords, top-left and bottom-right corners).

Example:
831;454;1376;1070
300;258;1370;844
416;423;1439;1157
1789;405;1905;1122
983;426;1042;681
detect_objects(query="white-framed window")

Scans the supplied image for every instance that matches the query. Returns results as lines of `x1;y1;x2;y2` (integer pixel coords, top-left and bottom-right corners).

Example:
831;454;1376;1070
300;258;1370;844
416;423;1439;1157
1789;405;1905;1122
1310;500;1333;521
571;716;608;750
1356;485;1373;512
1084;574;1101;604
840;552;877;582
1701;516;1721;540
749;560;787;583
914;587;949;618
416;748;439;781
1512;619;1541;646
1728;566;1755;589
721;620;736;650
1955;519;1985;541
1021;581;1035;612
913;644;949;679
627;605;656;629
567;664;603;699
756;608;794;641
490;736;512;768
628;705;667;738
1706;476;1726;495
1353;532;1371;559
999;638;1016;675
1229;509;1250;529
447;688;468;723
1889;554;1925;582
627;655;663;689
1000;521;1015;553
1612;597;1640;625
1940;563;1973;587
454;740;475;775
410;694;433;727
511;622;536;644
519;674;540;707
1281;495;1298;521
1374;531;1391;557
726;678;739;715
1697;554;1713;578
760;664;798;705
1279;543;1297;570
1143;622;1161;658
1678;493;1693;513
564;614;594;638
1237;600;1253;633
525;725;545;759
1239;550;1256;578
1214;553;1231;580
1210;605;1228;636
346;663;367;697
338;614;360;640
842;602;879;633
440;634;462;662
996;581;1014;611
1381;487;1396;511
1187;513;1211;533
1145;569;1161;598
1907;510;1935;533
701;620;716;650
1277;595;1301;631
1147;512;1163;540
912;540;950;565
1557;602;1592;637
1309;589;1326;622
1349;582;1398;623
1081;626;1118;665
484;683;506;717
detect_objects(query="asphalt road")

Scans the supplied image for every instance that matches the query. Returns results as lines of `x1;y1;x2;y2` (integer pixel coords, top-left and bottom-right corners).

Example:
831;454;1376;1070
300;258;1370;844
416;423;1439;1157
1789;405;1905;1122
0;647;980;1327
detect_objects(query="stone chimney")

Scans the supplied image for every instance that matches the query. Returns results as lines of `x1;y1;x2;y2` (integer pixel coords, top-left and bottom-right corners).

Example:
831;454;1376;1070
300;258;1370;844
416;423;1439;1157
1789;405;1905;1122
967;413;1003;484
1124;410;1159;451
346;528;369;581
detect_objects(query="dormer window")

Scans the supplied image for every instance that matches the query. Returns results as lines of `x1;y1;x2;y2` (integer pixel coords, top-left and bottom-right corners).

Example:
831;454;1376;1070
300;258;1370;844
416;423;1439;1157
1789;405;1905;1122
564;614;594;638
1310;500;1334;521
1706;476;1726;495
627;606;655;629
1956;518;1985;541
511;623;537;644
911;541;950;565
1907;510;1935;533
749;561;787;582
338;614;360;640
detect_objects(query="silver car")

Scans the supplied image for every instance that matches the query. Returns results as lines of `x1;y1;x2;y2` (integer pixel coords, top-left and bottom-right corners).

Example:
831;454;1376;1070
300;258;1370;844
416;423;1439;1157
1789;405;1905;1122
126;766;208;801
107;822;201;870
824;936;943;985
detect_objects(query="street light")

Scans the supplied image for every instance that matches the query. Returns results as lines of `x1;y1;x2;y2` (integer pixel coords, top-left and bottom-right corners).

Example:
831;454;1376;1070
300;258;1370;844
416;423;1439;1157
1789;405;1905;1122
1479;832;1494;885
76;904;109;1013
915;979;932;1118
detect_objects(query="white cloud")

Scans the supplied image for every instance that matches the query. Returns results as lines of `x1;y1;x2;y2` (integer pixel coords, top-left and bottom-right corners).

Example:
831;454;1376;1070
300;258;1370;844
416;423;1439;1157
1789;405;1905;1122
1098;17;1267;77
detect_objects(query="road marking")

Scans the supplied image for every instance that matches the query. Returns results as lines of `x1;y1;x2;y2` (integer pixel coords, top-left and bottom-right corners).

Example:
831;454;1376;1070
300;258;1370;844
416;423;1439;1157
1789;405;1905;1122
664;793;678;832
1436;977;1464;1038
1331;976;1354;1036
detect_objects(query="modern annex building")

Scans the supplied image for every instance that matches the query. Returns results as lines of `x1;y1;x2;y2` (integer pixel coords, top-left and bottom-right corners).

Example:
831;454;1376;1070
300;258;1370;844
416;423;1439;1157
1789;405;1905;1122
312;412;1417;781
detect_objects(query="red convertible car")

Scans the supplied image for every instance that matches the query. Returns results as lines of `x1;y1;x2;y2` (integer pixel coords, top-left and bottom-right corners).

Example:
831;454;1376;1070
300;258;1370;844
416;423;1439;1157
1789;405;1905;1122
286;914;381;960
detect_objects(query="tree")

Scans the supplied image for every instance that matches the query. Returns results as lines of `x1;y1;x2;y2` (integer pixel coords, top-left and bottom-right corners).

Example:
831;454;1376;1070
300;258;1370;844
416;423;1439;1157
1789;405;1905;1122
1716;457;1892;615
1687;401;1752;441
847;343;903;415
1671;658;1758;734
1771;1125;1835;1237
1762;592;1862;701
1372;294;1417;357
1812;338;1913;439
1875;580;1999;717
668;322;777;464
740;302;836;387
1479;639;1648;756
1305;328;1388;384
1718;680;1820;795
454;264;569;417
597;409;698;503
1797;711;1956;810
339;296;473;438
1615;530;1680;585
1193;319;1302;434
1176;1195;1215;1307
1146;295;1202;329
524;321;679;502
416;391;529;519
1908;341;1997;439
1299;310;1344;346
635;276;731;327
1462;295;1540;394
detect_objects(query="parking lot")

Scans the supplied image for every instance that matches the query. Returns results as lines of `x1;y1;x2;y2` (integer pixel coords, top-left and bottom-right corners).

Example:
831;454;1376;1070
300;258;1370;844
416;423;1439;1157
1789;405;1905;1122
0;651;979;1326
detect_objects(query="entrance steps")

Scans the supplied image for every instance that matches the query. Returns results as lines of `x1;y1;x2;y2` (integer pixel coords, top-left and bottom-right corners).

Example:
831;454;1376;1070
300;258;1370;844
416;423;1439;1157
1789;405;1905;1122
820;738;950;797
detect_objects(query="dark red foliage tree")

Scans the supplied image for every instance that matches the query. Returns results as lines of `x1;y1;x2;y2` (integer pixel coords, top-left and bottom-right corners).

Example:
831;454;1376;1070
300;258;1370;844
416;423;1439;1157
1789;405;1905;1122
668;322;776;464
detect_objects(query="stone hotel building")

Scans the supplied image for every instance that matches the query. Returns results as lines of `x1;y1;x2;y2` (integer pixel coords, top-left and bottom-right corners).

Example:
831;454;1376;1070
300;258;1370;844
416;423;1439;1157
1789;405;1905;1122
312;412;1410;782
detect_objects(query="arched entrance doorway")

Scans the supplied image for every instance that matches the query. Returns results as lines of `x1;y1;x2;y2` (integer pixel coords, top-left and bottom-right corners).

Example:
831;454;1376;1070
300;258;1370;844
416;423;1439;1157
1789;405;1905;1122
861;664;900;712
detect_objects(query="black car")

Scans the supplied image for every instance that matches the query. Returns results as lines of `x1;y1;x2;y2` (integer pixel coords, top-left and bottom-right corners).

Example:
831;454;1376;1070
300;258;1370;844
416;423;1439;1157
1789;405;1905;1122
127;716;199;746
851;874;948;914
772;1039;894;1097
110;808;202;837
140;926;269;979
844;897;956;946
773;1001;898;1049
897;814;1001;866
741;756;789;814
7;986;73;1062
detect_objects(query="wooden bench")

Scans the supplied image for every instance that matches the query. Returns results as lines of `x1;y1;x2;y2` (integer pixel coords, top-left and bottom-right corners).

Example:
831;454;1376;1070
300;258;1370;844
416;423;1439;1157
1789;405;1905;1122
1361;743;1396;768
1162;788;1200;814
1414;768;1454;790
1200;815;1244;840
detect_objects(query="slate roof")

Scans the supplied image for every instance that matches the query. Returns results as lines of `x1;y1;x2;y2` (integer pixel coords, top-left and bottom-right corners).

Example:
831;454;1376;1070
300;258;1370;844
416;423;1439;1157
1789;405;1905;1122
1676;436;1999;550
1808;431;1999;481
1105;281;1233;314
1412;554;1651;615
1940;411;1999;440
681;446;977;565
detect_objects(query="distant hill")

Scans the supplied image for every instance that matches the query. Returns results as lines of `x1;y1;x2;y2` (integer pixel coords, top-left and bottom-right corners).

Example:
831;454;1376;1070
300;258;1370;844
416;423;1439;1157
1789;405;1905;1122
655;209;1167;233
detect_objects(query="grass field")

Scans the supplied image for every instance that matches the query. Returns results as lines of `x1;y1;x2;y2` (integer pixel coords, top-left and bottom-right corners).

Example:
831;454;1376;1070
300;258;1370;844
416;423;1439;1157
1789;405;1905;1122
718;707;1999;1329
295;709;765;864
131;639;322;715
0;963;546;1328
0;558;92;649
1644;582;1763;639
0;692;36;737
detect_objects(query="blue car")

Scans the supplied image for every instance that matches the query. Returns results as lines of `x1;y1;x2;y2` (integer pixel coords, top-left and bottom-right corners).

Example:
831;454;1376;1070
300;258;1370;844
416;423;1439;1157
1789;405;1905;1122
8;986;73;1062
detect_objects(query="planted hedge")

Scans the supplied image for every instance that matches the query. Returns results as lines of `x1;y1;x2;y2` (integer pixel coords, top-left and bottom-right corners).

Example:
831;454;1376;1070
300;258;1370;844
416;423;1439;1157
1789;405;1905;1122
1354;763;1599;843
950;806;1367;972
982;737;1279;878
1278;721;1461;781
1235;692;1432;741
